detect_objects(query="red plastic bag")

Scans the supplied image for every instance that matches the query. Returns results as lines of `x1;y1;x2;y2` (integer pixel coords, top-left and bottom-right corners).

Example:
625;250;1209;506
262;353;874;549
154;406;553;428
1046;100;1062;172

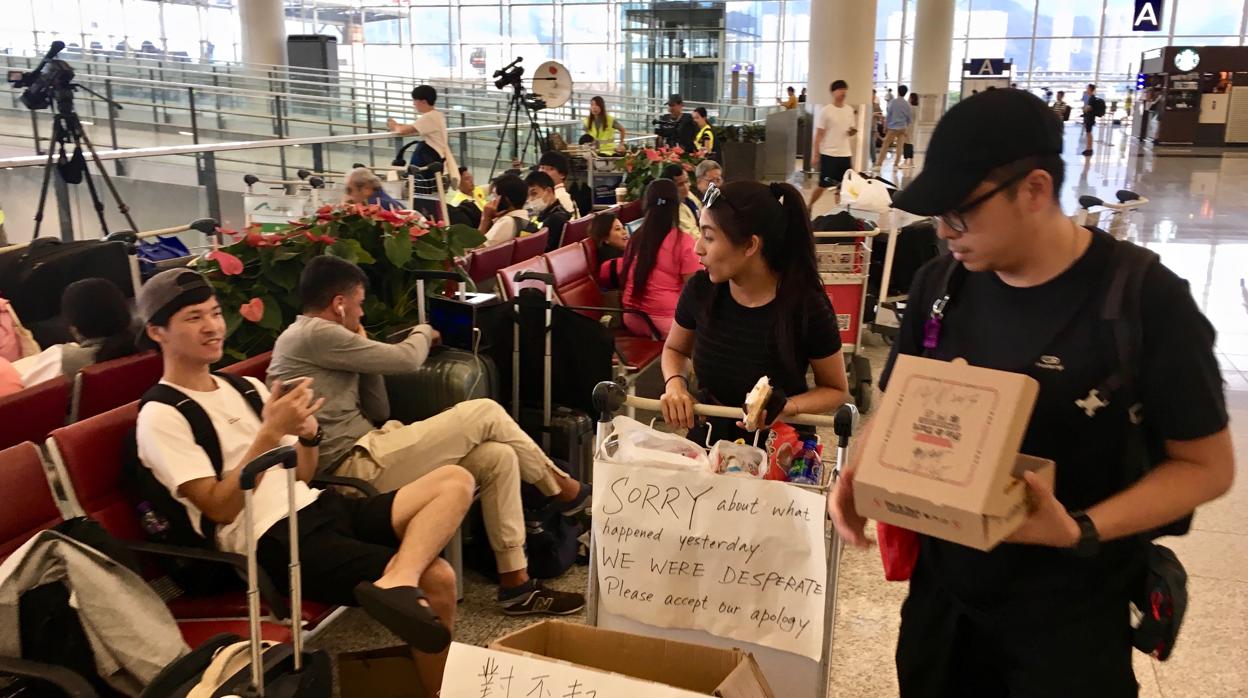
877;521;919;581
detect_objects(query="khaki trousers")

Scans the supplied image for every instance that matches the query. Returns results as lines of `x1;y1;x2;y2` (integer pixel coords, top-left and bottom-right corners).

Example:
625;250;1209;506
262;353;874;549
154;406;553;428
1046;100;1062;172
339;399;568;573
877;128;908;167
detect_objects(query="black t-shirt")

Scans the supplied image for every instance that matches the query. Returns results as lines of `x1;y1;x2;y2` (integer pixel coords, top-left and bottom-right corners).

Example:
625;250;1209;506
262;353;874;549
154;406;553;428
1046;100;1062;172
537;202;569;252
675;271;843;409
881;231;1227;613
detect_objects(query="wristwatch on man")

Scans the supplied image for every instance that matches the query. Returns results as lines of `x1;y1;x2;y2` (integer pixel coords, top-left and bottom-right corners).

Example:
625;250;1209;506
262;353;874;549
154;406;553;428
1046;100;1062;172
1070;510;1100;558
299;425;324;448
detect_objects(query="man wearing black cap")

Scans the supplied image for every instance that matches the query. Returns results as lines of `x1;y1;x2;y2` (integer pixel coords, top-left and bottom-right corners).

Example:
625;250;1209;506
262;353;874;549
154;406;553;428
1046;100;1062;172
134;268;474;693
656;93;697;152
828;89;1233;695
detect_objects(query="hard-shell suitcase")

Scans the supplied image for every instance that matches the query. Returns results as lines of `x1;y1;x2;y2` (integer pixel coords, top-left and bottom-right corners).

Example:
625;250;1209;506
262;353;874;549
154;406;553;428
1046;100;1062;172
510;276;595;479
140;446;332;698
386;347;500;423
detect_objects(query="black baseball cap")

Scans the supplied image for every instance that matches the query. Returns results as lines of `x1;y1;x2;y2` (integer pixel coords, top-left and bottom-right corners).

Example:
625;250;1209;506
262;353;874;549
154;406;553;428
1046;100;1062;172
666;93;684;106
892;89;1063;216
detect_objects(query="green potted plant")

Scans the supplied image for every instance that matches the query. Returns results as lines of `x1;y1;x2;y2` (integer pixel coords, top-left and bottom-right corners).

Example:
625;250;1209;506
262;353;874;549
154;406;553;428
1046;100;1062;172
198;203;485;361
617;144;706;201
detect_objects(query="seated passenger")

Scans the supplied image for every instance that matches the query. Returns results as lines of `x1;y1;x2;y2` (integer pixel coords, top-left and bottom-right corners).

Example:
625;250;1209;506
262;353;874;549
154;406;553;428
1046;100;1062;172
662;163;701;239
134;269;470;694
524;171;570;251
590;212;628;288
614;179;701;339
478;174;535;247
13;277;138;386
537;150;579;218
345;166;403;211
267;256;590;615
660;181;851;444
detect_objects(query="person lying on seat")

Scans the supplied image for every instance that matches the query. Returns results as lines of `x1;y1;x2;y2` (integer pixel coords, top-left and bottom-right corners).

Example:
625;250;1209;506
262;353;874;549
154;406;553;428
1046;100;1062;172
134;269;470;695
267;256;590;616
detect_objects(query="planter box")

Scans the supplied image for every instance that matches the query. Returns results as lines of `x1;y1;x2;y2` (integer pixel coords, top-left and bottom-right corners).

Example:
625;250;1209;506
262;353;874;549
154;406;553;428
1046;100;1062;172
722;141;766;182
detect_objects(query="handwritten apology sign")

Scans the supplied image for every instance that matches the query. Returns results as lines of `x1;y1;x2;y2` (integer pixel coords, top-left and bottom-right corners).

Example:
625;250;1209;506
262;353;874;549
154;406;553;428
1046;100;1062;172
592;460;828;660
440;643;704;698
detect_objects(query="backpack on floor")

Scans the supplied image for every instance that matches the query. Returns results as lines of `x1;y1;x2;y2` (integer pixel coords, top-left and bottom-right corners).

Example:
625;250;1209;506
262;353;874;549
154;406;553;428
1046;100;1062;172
122;372;265;595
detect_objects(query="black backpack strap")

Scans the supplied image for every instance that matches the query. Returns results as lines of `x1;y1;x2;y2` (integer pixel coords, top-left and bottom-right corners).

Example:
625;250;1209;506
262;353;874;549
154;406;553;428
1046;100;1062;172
141;384;225;476
1095;239;1159;411
214;372;265;418
921;253;967;357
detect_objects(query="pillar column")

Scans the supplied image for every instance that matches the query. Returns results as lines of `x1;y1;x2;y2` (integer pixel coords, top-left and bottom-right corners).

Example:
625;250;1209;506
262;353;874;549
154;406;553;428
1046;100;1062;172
240;0;287;68
910;0;957;156
807;0;878;173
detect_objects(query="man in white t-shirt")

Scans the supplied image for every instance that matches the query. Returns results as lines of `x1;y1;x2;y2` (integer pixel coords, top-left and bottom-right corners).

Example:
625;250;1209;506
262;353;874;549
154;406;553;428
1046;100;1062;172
134;269;472;694
388;84;460;186
478;173;535;246
810;79;857;209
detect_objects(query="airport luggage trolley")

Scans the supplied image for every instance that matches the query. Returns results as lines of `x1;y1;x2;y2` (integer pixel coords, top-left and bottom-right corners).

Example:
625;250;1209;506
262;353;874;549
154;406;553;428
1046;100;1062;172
242;173;326;231
815;227;881;414
585;381;858;698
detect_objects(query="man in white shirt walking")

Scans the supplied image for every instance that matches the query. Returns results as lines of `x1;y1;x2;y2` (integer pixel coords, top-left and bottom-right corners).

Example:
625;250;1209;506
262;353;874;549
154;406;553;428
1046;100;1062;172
810;79;857;209
388;84;460;186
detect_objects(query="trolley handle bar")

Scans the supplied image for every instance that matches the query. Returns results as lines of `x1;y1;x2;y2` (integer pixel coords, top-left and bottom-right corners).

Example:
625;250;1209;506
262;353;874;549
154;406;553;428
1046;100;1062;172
622;394;839;428
813;230;883;239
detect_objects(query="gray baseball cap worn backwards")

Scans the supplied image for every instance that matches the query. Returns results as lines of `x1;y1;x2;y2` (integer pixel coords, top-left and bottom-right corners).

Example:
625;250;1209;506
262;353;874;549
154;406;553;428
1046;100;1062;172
892;89;1064;216
138;268;213;324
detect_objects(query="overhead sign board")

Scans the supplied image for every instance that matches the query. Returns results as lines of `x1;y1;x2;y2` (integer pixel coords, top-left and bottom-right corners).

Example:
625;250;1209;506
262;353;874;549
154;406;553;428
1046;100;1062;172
1133;0;1163;31
963;58;1008;76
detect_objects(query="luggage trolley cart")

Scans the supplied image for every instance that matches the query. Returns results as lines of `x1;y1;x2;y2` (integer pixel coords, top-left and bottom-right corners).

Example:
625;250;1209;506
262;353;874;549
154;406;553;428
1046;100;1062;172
242;174;326;231
815;227;879;413
586;381;858;698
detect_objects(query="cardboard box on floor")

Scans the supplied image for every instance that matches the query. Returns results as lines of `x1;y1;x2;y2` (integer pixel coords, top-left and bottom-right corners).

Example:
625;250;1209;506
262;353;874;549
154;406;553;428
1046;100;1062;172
853;355;1056;551
338;645;432;698
489;620;775;698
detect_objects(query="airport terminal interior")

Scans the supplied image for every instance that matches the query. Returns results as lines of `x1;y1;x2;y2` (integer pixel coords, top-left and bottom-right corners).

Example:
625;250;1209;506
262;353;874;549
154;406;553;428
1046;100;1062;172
0;1;1244;697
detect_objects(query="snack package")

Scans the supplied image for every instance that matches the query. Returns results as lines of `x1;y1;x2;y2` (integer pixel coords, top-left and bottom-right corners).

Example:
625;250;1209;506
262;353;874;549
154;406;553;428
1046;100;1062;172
763;422;803;481
709;440;768;478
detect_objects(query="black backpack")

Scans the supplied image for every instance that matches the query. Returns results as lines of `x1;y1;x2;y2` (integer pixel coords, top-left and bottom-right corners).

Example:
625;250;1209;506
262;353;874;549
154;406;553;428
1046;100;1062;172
122;372;265;594
926;234;1191;538
1091;96;1107;118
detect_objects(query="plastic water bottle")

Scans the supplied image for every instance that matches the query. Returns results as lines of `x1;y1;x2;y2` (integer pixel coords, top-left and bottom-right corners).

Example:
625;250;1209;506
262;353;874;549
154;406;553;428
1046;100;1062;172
788;439;823;485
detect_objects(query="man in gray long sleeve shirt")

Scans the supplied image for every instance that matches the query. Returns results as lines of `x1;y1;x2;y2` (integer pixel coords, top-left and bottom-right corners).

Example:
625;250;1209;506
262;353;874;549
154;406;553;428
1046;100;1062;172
268;256;589;616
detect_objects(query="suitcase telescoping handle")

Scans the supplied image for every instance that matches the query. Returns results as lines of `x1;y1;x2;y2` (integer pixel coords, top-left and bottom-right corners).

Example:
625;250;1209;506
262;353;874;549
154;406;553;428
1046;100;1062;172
410;269;467;323
238;445;303;696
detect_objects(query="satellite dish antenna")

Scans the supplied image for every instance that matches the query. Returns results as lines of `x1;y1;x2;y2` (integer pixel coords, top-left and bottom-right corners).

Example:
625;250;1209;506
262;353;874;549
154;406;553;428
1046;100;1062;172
531;61;573;109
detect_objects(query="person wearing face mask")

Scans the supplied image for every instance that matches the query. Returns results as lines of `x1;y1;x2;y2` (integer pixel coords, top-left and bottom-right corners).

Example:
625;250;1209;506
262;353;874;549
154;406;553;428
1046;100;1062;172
523;171;570;251
267;256;591;618
660;180;851;445
478;174;535;247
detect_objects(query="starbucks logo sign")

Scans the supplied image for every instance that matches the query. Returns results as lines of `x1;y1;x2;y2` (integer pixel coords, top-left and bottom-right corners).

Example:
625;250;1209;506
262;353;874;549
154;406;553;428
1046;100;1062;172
1174;49;1200;72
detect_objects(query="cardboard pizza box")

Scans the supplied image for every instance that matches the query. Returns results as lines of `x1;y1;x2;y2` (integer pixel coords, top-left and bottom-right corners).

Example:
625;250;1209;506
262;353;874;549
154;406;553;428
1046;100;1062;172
854;355;1056;551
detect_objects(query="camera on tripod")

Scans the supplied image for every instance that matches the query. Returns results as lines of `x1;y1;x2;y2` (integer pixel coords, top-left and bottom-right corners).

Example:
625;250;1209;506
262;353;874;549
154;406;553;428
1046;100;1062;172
493;57;525;92
8;41;75;111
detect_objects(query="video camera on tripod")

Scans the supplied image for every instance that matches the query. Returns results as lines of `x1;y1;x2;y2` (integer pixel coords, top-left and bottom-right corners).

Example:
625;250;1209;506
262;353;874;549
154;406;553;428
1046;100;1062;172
8;41;75;112
8;41;137;238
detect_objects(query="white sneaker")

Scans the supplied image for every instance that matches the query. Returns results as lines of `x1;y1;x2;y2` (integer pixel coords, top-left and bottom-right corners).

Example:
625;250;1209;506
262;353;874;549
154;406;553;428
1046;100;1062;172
898;162;913;170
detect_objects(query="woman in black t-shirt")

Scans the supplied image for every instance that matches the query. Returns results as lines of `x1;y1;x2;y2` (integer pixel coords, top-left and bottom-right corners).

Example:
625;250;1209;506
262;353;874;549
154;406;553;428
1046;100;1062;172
660;180;849;442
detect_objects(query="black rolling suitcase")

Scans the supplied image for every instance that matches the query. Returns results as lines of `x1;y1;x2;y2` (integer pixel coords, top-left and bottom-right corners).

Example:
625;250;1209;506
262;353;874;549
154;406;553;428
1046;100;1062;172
140;446;332;698
510;274;595;480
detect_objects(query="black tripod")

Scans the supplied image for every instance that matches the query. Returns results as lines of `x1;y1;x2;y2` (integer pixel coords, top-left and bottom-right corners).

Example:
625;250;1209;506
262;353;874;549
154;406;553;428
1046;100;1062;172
488;84;547;181
33;85;136;239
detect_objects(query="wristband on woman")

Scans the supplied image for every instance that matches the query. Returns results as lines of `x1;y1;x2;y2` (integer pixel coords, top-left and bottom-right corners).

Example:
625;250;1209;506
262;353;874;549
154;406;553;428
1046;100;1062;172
664;374;689;389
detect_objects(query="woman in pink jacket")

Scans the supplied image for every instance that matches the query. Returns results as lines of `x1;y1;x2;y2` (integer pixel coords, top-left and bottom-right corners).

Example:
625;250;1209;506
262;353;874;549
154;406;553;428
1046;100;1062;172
618;178;701;338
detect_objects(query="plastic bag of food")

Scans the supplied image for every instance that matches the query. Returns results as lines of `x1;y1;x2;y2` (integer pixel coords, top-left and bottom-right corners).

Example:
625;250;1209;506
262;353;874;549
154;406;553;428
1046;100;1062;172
709;440;768;478
609;416;709;470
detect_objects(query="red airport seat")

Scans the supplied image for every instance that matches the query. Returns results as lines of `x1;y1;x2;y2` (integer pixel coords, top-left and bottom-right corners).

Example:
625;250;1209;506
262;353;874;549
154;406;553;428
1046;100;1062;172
467;240;516;284
73;351;163;421
0;376;71;451
511;228;550;263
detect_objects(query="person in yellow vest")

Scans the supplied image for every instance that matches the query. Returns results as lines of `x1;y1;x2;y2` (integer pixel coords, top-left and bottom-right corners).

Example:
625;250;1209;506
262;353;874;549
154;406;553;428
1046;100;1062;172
583;96;626;155
451;167;486;210
692;107;716;160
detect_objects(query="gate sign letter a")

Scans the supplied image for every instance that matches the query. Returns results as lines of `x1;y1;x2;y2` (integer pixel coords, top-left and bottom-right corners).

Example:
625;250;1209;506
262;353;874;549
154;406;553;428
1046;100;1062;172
1134;0;1162;31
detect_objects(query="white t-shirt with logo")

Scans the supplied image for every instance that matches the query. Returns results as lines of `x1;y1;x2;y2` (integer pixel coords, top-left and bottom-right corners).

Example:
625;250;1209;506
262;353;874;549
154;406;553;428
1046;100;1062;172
818;103;856;157
483;209;533;247
137;375;319;556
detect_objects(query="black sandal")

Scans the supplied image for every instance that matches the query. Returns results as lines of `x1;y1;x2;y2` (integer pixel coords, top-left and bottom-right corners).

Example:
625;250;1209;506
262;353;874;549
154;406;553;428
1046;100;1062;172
353;582;452;653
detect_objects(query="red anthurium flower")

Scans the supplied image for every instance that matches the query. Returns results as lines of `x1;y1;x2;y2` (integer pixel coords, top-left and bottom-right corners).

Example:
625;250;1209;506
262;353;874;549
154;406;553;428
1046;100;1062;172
216;226;243;240
239;297;265;323
316;204;334;215
645;149;661;162
672;145;685;155
305;230;336;244
206;250;244;275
